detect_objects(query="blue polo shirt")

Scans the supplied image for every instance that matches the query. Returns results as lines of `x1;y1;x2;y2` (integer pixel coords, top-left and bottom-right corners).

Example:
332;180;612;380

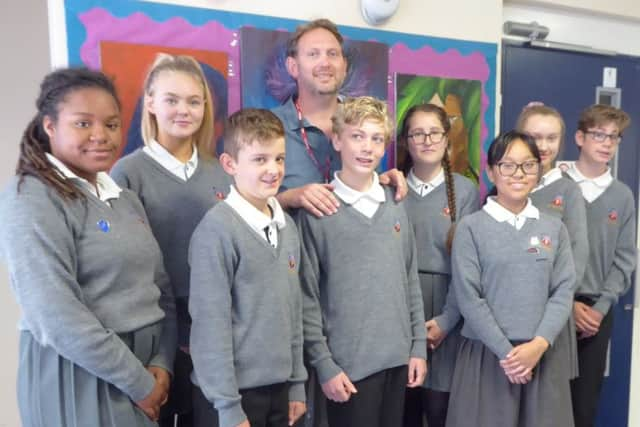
272;97;342;191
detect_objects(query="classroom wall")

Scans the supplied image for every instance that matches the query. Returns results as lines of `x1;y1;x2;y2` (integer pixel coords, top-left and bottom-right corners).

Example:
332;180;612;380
507;0;640;21
0;2;50;426
504;1;640;56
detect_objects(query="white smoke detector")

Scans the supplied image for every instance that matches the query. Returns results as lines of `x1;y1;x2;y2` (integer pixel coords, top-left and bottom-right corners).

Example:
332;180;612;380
361;0;400;26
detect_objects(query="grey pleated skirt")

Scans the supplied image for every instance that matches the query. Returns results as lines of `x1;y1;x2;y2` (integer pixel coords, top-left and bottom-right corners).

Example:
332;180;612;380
18;323;162;427
419;272;461;392
552;312;579;380
445;337;574;427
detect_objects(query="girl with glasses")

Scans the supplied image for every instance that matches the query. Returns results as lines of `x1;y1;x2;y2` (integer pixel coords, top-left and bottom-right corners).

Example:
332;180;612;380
399;104;479;427
446;131;575;427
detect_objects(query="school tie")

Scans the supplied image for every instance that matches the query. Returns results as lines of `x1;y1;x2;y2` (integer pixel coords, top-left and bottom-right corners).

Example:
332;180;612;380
263;226;276;248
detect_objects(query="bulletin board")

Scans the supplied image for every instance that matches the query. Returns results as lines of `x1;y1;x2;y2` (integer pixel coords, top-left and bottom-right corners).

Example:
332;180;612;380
61;0;497;190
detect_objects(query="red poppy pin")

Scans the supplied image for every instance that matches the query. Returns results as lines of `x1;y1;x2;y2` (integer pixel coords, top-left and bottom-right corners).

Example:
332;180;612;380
215;191;226;201
541;235;552;248
442;206;451;217
394;220;401;233
608;209;618;223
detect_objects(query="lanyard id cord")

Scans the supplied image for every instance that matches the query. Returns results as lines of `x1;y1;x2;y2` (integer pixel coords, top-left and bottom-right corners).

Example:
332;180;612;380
294;100;331;184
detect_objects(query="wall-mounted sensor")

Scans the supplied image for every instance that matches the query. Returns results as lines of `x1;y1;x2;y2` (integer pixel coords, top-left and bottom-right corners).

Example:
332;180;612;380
361;0;400;26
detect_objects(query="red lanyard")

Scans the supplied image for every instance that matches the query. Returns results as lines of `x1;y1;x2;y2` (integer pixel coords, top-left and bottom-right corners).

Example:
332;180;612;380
294;100;331;184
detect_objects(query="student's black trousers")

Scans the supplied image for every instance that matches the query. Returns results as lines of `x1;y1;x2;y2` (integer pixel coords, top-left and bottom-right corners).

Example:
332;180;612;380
193;382;289;427
570;297;615;427
325;365;408;427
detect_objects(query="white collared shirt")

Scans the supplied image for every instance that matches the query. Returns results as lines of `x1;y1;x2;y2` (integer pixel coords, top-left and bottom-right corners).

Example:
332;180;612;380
564;163;613;203
483;197;539;230
331;172;386;218
532;167;563;193
407;168;445;197
46;153;122;204
143;139;198;181
224;185;286;248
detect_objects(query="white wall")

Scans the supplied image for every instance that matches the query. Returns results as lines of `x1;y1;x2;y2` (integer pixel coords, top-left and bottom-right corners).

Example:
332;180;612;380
0;2;51;427
146;0;502;44
504;1;640;56
508;0;640;21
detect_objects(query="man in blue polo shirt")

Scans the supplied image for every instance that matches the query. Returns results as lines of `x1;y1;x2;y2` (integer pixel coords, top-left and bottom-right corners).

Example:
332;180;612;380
274;18;405;217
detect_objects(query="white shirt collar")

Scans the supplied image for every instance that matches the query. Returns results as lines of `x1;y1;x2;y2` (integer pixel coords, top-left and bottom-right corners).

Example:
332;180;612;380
143;139;198;180
331;172;386;205
483;197;539;230
565;163;613;188
46;153;122;202
225;185;286;236
532;167;563;193
407;168;445;197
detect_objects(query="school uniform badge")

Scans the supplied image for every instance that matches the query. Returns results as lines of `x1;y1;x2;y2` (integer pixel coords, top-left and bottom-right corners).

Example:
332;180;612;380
288;254;296;270
527;236;540;254
394;220;401;233
442;206;451;217
541;235;552;249
608;209;618;224
213;187;226;200
97;219;110;233
550;195;564;210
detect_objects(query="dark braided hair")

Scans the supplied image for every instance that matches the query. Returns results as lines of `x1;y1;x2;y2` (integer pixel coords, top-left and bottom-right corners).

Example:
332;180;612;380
16;68;121;200
399;104;458;252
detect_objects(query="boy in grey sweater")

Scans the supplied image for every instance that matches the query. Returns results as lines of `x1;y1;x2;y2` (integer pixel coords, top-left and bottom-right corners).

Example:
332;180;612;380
565;105;637;427
189;109;307;427
297;97;427;427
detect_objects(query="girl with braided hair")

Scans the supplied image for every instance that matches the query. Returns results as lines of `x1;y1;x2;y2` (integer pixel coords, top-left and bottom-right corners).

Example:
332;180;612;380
399;104;479;427
0;67;176;426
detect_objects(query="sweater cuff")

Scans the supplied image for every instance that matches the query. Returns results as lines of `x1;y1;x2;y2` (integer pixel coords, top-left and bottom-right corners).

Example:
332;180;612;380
218;401;247;427
493;340;515;361
288;382;306;403
148;353;174;377
410;338;428;360
593;298;612;316
125;369;156;402
315;357;343;385
433;313;459;335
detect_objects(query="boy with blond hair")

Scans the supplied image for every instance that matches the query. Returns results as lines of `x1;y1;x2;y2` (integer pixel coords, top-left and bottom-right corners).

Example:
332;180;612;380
297;97;427;427
189;109;307;427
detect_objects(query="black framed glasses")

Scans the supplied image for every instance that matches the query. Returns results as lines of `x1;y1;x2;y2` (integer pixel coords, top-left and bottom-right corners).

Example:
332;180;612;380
496;160;540;177
407;130;446;145
584;130;622;145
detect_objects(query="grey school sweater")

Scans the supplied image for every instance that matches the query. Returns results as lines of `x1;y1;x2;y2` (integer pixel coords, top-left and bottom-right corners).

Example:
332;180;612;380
297;187;427;384
0;175;176;402
111;149;232;299
452;210;575;360
404;173;479;333
189;202;306;427
572;180;637;315
531;176;589;287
